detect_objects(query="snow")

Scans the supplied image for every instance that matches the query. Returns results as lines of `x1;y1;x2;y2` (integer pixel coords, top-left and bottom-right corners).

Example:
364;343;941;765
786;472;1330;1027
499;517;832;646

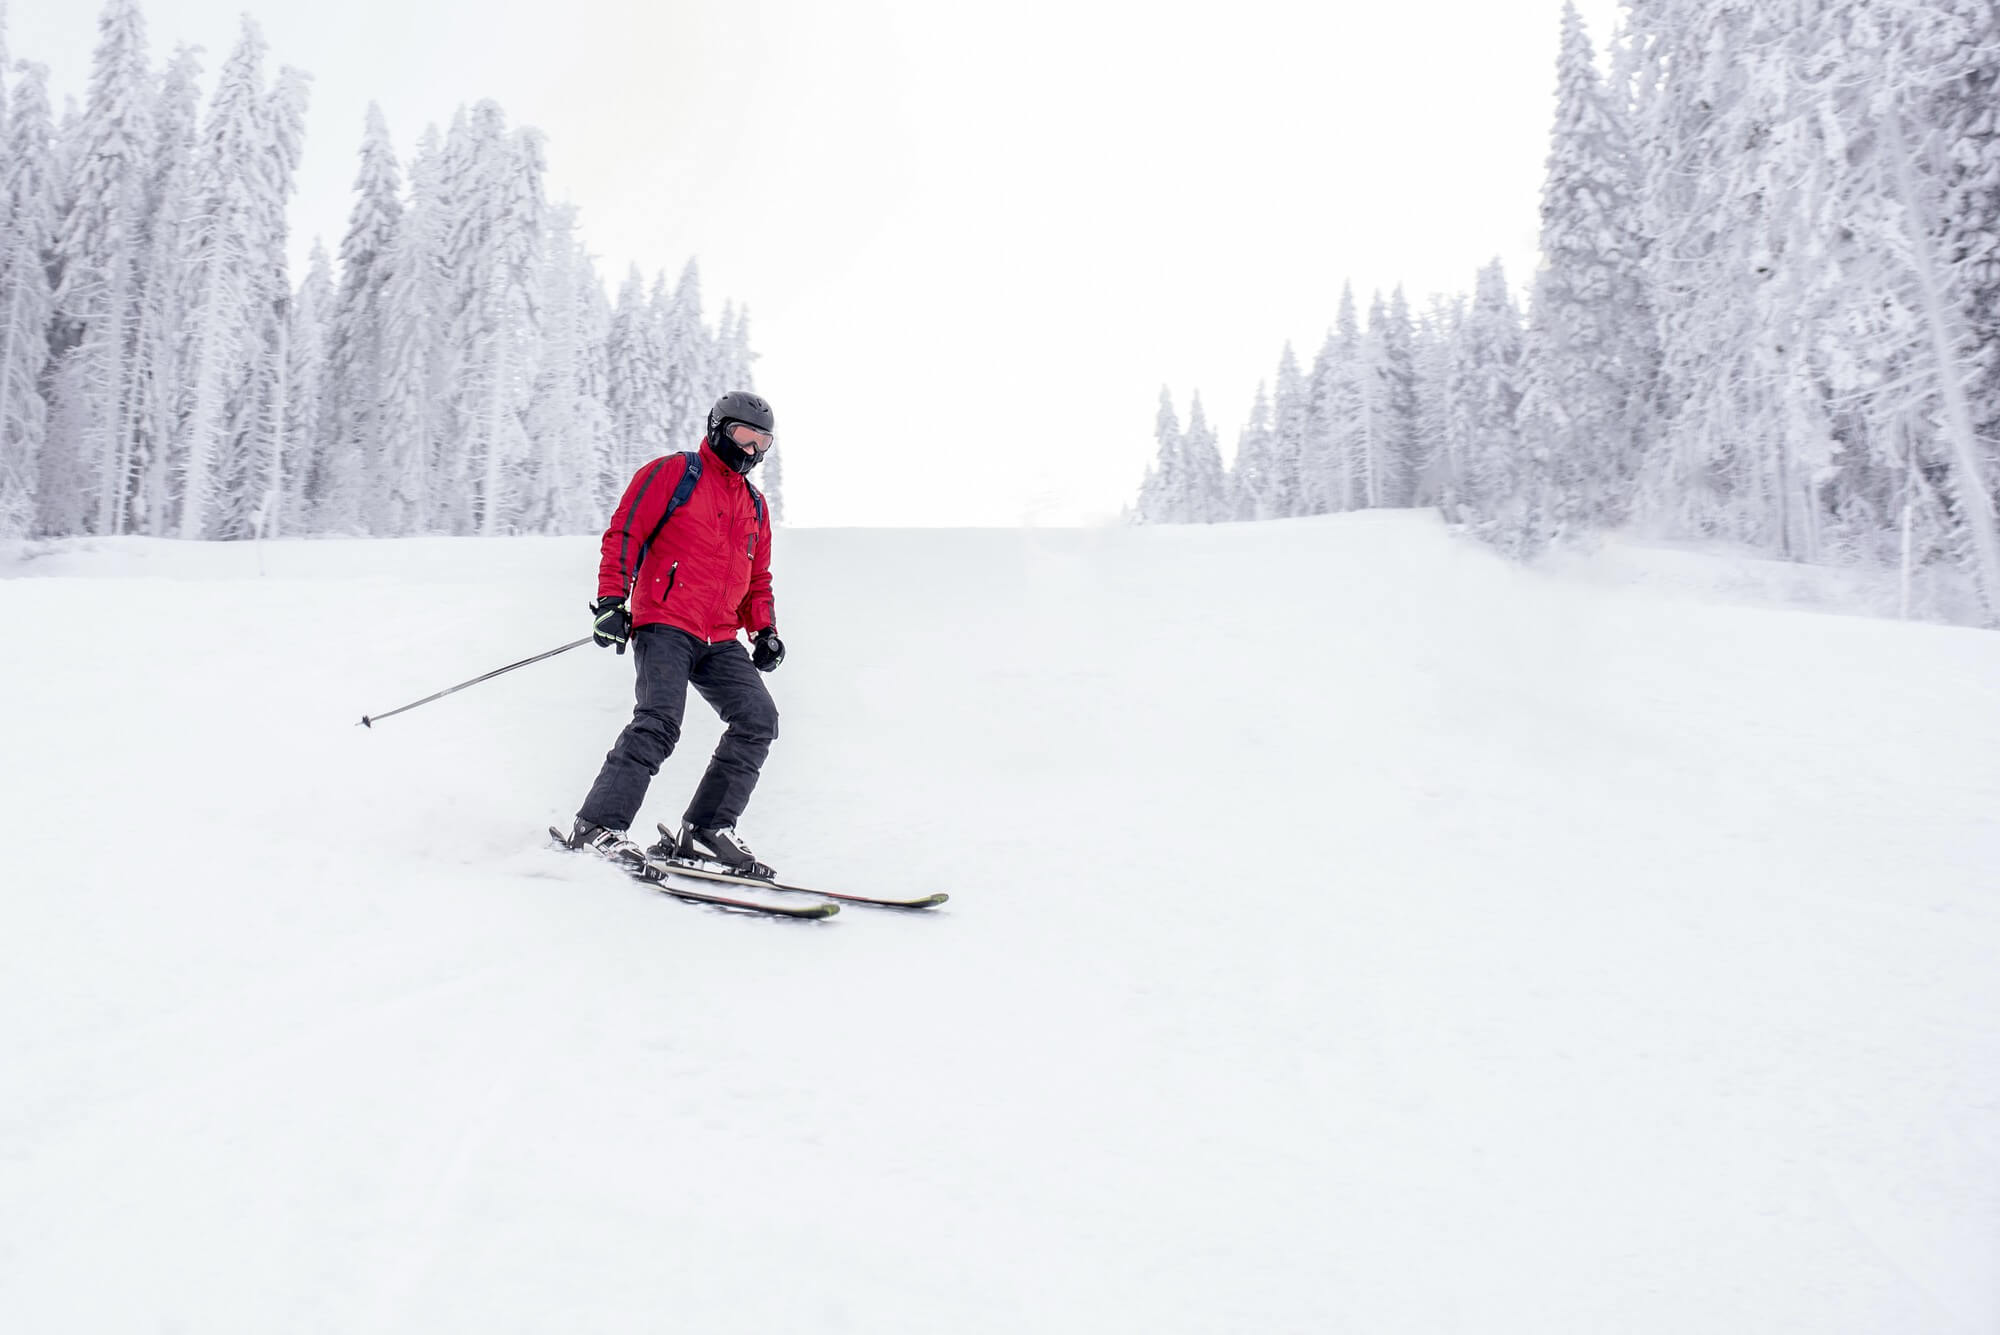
3;512;1998;1333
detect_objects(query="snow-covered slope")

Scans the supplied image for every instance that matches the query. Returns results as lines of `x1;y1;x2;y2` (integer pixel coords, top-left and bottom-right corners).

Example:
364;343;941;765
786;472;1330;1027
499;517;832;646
4;514;1997;1333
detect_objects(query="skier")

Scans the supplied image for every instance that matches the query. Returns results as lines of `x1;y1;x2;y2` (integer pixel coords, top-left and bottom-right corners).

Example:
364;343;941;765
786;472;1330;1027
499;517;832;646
563;390;785;878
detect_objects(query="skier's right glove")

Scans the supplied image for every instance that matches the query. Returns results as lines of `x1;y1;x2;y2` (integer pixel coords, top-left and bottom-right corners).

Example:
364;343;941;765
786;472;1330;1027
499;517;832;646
590;596;631;654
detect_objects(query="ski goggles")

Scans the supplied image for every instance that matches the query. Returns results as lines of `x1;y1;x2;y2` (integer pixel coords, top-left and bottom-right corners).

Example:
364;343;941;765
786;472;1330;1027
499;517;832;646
724;422;775;452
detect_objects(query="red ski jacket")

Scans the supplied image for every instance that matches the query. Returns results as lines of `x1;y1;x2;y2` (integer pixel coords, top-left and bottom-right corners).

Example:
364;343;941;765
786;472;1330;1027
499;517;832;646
597;440;775;643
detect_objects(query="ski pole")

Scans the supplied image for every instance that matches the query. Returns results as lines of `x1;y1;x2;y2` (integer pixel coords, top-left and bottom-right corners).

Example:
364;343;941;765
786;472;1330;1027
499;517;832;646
359;636;594;728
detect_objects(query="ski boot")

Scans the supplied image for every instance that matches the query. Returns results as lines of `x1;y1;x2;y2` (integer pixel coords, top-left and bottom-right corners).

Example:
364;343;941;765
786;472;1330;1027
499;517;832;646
564;818;648;870
650;822;775;880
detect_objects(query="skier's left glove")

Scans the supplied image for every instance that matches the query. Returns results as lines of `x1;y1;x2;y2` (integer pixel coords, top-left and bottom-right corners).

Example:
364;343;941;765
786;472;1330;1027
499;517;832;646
591;596;631;654
751;627;785;673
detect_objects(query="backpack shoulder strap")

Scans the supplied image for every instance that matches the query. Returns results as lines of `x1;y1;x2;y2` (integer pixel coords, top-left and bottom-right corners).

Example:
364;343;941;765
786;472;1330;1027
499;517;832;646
632;452;703;587
746;481;766;528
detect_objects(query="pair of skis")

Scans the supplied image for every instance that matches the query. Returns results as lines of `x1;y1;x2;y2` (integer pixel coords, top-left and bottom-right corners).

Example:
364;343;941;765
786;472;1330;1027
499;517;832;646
548;825;948;920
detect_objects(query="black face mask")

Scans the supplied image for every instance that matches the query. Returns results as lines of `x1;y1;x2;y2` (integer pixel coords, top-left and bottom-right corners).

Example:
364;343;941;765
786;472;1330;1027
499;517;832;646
711;424;769;475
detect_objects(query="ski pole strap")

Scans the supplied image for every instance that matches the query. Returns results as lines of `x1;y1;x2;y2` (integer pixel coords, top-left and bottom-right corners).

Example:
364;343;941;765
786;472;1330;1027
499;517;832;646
359;636;594;728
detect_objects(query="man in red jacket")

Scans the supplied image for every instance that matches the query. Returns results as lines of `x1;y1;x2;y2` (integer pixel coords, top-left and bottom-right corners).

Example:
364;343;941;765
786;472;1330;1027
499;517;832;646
565;390;786;878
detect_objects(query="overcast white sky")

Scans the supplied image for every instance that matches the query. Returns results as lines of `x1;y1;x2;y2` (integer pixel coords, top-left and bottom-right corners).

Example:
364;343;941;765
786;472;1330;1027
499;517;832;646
14;0;1623;526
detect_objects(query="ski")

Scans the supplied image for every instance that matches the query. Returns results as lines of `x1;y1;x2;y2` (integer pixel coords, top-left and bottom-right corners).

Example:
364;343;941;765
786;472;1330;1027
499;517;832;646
651;824;949;908
549;827;839;919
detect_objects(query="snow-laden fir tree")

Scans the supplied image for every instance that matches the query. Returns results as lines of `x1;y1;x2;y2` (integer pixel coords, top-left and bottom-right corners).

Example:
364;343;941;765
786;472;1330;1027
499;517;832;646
322;102;400;527
42;0;151;537
1928;0;2000;464
0;60;57;538
1268;343;1309;518
431;102;545;536
1179;392;1227;522
1515;1;1654;545
125;44;199;534
605;266;671;491
277;240;330;534
1229;382;1276;521
1367;288;1420;509
173;20;292;540
1326;285;1366;512
1137;388;1230;524
1454;260;1526;542
234;63;308;540
370;124;444;535
1874;0;2000;617
1135;386;1183;524
1626;0;1855;555
522;204;613;533
1411;295;1465;511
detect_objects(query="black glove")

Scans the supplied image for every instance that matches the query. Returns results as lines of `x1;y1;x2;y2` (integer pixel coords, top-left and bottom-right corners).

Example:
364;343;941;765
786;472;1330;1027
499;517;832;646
751;627;785;673
591;596;630;654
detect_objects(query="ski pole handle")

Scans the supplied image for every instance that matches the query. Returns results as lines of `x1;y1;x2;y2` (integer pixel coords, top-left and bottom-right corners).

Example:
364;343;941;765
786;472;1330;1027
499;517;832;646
359;635;594;728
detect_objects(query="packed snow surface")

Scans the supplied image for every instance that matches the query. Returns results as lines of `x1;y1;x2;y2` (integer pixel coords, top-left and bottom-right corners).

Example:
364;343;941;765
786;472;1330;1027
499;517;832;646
3;513;1997;1333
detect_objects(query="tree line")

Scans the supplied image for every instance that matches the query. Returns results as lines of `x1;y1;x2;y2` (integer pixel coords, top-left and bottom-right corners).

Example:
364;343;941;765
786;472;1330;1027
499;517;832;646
1136;0;2000;626
0;0;771;544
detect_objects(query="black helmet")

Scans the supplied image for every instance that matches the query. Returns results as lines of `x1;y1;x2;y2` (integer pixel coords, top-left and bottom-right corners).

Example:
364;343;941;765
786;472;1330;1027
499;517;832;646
707;390;775;475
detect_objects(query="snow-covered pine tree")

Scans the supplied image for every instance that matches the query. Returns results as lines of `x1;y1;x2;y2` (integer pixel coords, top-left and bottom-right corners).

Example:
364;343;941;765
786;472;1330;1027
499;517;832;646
1360;289;1424;507
1300;329;1338;516
1455;259;1526;543
1355;298;1389;510
1270;342;1309;518
1517;1;1654;544
1230;382;1275;521
124;44;199;535
660;260;711;454
1903;0;2000;615
1626;0;1807;550
430;103;544;535
577;251;617;520
423;105;480;532
42;0;152;537
1874;17;2000;621
323;103;401;530
1929;0;2000;467
371;124;443;535
1411;294;1465;511
605;266;671;488
1368;289;1420;509
473;117;544;535
522;204;611;533
278;240;331;533
1327;284;1364;511
235;62;309;541
1136;385;1183;523
0;60;57;538
1181;391;1227;523
174;20;282;540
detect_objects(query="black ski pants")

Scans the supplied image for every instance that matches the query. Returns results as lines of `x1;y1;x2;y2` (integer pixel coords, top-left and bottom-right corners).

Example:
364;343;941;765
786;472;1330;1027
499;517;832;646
577;625;779;834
